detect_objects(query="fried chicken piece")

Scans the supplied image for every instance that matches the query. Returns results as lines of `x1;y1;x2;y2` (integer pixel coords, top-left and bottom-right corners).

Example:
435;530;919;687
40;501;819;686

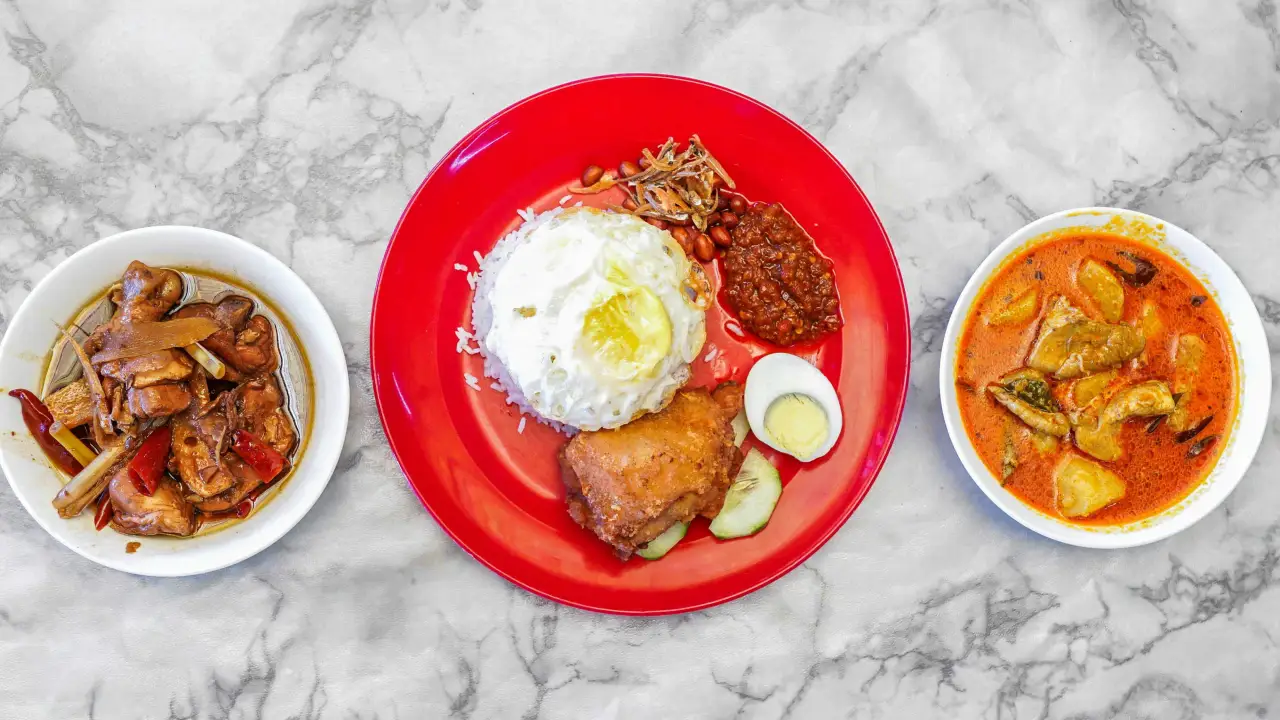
559;383;744;559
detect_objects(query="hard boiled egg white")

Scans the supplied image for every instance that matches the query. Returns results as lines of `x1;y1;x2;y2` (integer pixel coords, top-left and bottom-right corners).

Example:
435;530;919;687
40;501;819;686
744;353;843;461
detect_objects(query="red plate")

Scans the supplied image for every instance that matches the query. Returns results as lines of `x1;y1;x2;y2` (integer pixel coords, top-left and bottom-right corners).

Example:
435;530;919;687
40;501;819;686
371;75;910;615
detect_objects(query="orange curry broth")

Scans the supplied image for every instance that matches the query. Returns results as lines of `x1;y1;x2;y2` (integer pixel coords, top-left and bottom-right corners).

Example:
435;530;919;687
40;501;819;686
956;232;1236;525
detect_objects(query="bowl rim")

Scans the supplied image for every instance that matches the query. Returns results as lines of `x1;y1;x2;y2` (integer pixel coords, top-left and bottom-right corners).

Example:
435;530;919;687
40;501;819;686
939;206;1272;548
0;225;350;576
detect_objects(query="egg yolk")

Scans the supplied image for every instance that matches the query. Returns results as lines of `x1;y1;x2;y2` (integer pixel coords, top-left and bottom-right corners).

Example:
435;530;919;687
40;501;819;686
764;393;829;458
581;286;672;380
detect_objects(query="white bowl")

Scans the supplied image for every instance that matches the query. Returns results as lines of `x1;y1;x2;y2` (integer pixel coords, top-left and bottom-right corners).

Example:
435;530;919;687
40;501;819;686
940;208;1271;548
0;226;349;575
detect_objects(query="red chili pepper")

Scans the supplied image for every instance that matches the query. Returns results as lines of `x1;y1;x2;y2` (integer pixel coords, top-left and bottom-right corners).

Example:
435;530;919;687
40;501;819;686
127;426;171;497
231;430;286;483
8;389;83;475
93;490;113;531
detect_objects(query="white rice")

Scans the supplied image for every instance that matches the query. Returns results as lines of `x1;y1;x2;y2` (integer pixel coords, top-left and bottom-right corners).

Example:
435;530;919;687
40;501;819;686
454;263;469;272
463;373;481;391
518;417;527;434
455;327;480;355
469;206;575;435
559;194;572;206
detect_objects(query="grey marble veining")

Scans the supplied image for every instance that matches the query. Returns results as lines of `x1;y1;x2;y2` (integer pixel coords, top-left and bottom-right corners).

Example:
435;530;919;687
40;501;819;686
1;0;1279;718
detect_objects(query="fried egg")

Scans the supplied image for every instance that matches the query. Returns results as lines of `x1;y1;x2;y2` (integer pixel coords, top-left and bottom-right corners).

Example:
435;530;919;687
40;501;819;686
472;208;709;431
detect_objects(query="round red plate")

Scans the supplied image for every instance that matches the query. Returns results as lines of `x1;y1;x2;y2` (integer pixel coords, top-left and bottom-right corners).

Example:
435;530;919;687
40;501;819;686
371;75;910;615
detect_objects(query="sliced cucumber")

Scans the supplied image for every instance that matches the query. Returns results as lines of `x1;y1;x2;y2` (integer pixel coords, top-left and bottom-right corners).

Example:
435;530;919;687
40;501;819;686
710;448;782;539
636;522;688;560
731;410;750;447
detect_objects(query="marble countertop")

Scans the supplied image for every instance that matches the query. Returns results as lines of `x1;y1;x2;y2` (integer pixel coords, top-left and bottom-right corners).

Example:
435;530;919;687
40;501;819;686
2;0;1278;718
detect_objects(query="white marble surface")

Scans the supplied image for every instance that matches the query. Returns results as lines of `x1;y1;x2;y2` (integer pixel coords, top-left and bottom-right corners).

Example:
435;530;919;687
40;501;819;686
1;0;1278;717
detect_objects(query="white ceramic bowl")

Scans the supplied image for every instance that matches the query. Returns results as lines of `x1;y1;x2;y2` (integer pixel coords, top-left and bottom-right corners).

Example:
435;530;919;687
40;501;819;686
940;208;1271;548
0;226;349;575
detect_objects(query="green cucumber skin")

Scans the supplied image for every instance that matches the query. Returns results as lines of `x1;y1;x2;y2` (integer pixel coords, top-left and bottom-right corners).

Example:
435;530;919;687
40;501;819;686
710;449;782;540
636;522;689;560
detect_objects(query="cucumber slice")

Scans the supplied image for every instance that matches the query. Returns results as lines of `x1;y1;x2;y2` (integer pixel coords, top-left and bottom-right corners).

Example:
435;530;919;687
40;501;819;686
732;410;750;447
636;522;688;560
710;448;782;539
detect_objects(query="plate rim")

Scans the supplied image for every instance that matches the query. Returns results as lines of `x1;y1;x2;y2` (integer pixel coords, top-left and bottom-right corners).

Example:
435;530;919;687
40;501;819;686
370;73;912;614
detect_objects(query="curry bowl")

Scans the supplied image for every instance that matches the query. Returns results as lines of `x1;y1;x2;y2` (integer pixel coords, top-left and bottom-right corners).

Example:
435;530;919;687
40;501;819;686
940;208;1270;548
0;226;349;576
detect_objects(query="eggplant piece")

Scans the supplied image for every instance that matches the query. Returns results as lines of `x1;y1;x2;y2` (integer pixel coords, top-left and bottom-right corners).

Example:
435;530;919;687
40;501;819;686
1078;259;1125;322
1055;454;1126;518
1106;251;1157;288
1027;298;1146;379
1073;380;1176;462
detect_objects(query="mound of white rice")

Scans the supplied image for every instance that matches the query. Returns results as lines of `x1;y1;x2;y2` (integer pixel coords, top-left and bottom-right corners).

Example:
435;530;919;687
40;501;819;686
468;208;573;433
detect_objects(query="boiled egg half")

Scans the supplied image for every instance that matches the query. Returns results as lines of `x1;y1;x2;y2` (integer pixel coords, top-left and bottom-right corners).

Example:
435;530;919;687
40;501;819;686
744;353;842;461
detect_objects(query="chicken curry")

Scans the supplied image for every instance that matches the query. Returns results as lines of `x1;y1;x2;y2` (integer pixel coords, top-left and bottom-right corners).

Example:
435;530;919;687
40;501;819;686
9;261;309;538
956;232;1236;525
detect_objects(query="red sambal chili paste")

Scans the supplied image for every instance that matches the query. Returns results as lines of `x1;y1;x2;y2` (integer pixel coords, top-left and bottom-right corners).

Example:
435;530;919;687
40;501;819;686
722;203;841;346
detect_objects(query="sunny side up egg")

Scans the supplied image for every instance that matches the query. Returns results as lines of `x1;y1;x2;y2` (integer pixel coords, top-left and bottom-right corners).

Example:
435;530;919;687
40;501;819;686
471;208;710;431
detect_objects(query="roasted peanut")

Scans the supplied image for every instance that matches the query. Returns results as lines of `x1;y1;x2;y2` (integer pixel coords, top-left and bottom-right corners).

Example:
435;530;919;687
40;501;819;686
692;232;715;262
729;195;747;215
671;226;692;255
622;197;638;211
720;211;740;228
710;226;732;248
581;165;604;187
619;160;641;178
645;217;669;230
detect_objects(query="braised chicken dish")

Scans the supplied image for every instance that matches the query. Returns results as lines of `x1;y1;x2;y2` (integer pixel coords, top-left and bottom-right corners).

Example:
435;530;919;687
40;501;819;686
9;261;305;538
956;232;1236;524
559;383;745;558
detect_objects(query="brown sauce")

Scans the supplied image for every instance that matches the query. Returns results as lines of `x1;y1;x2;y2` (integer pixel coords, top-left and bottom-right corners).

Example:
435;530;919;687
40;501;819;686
723;204;841;345
956;232;1236;525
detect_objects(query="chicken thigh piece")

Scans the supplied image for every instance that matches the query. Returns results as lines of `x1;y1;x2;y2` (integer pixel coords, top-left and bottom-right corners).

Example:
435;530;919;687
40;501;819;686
559;383;744;559
108;466;197;537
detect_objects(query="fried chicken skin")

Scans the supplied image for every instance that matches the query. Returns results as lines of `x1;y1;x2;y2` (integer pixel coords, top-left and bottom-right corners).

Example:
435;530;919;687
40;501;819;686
559;383;744;558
